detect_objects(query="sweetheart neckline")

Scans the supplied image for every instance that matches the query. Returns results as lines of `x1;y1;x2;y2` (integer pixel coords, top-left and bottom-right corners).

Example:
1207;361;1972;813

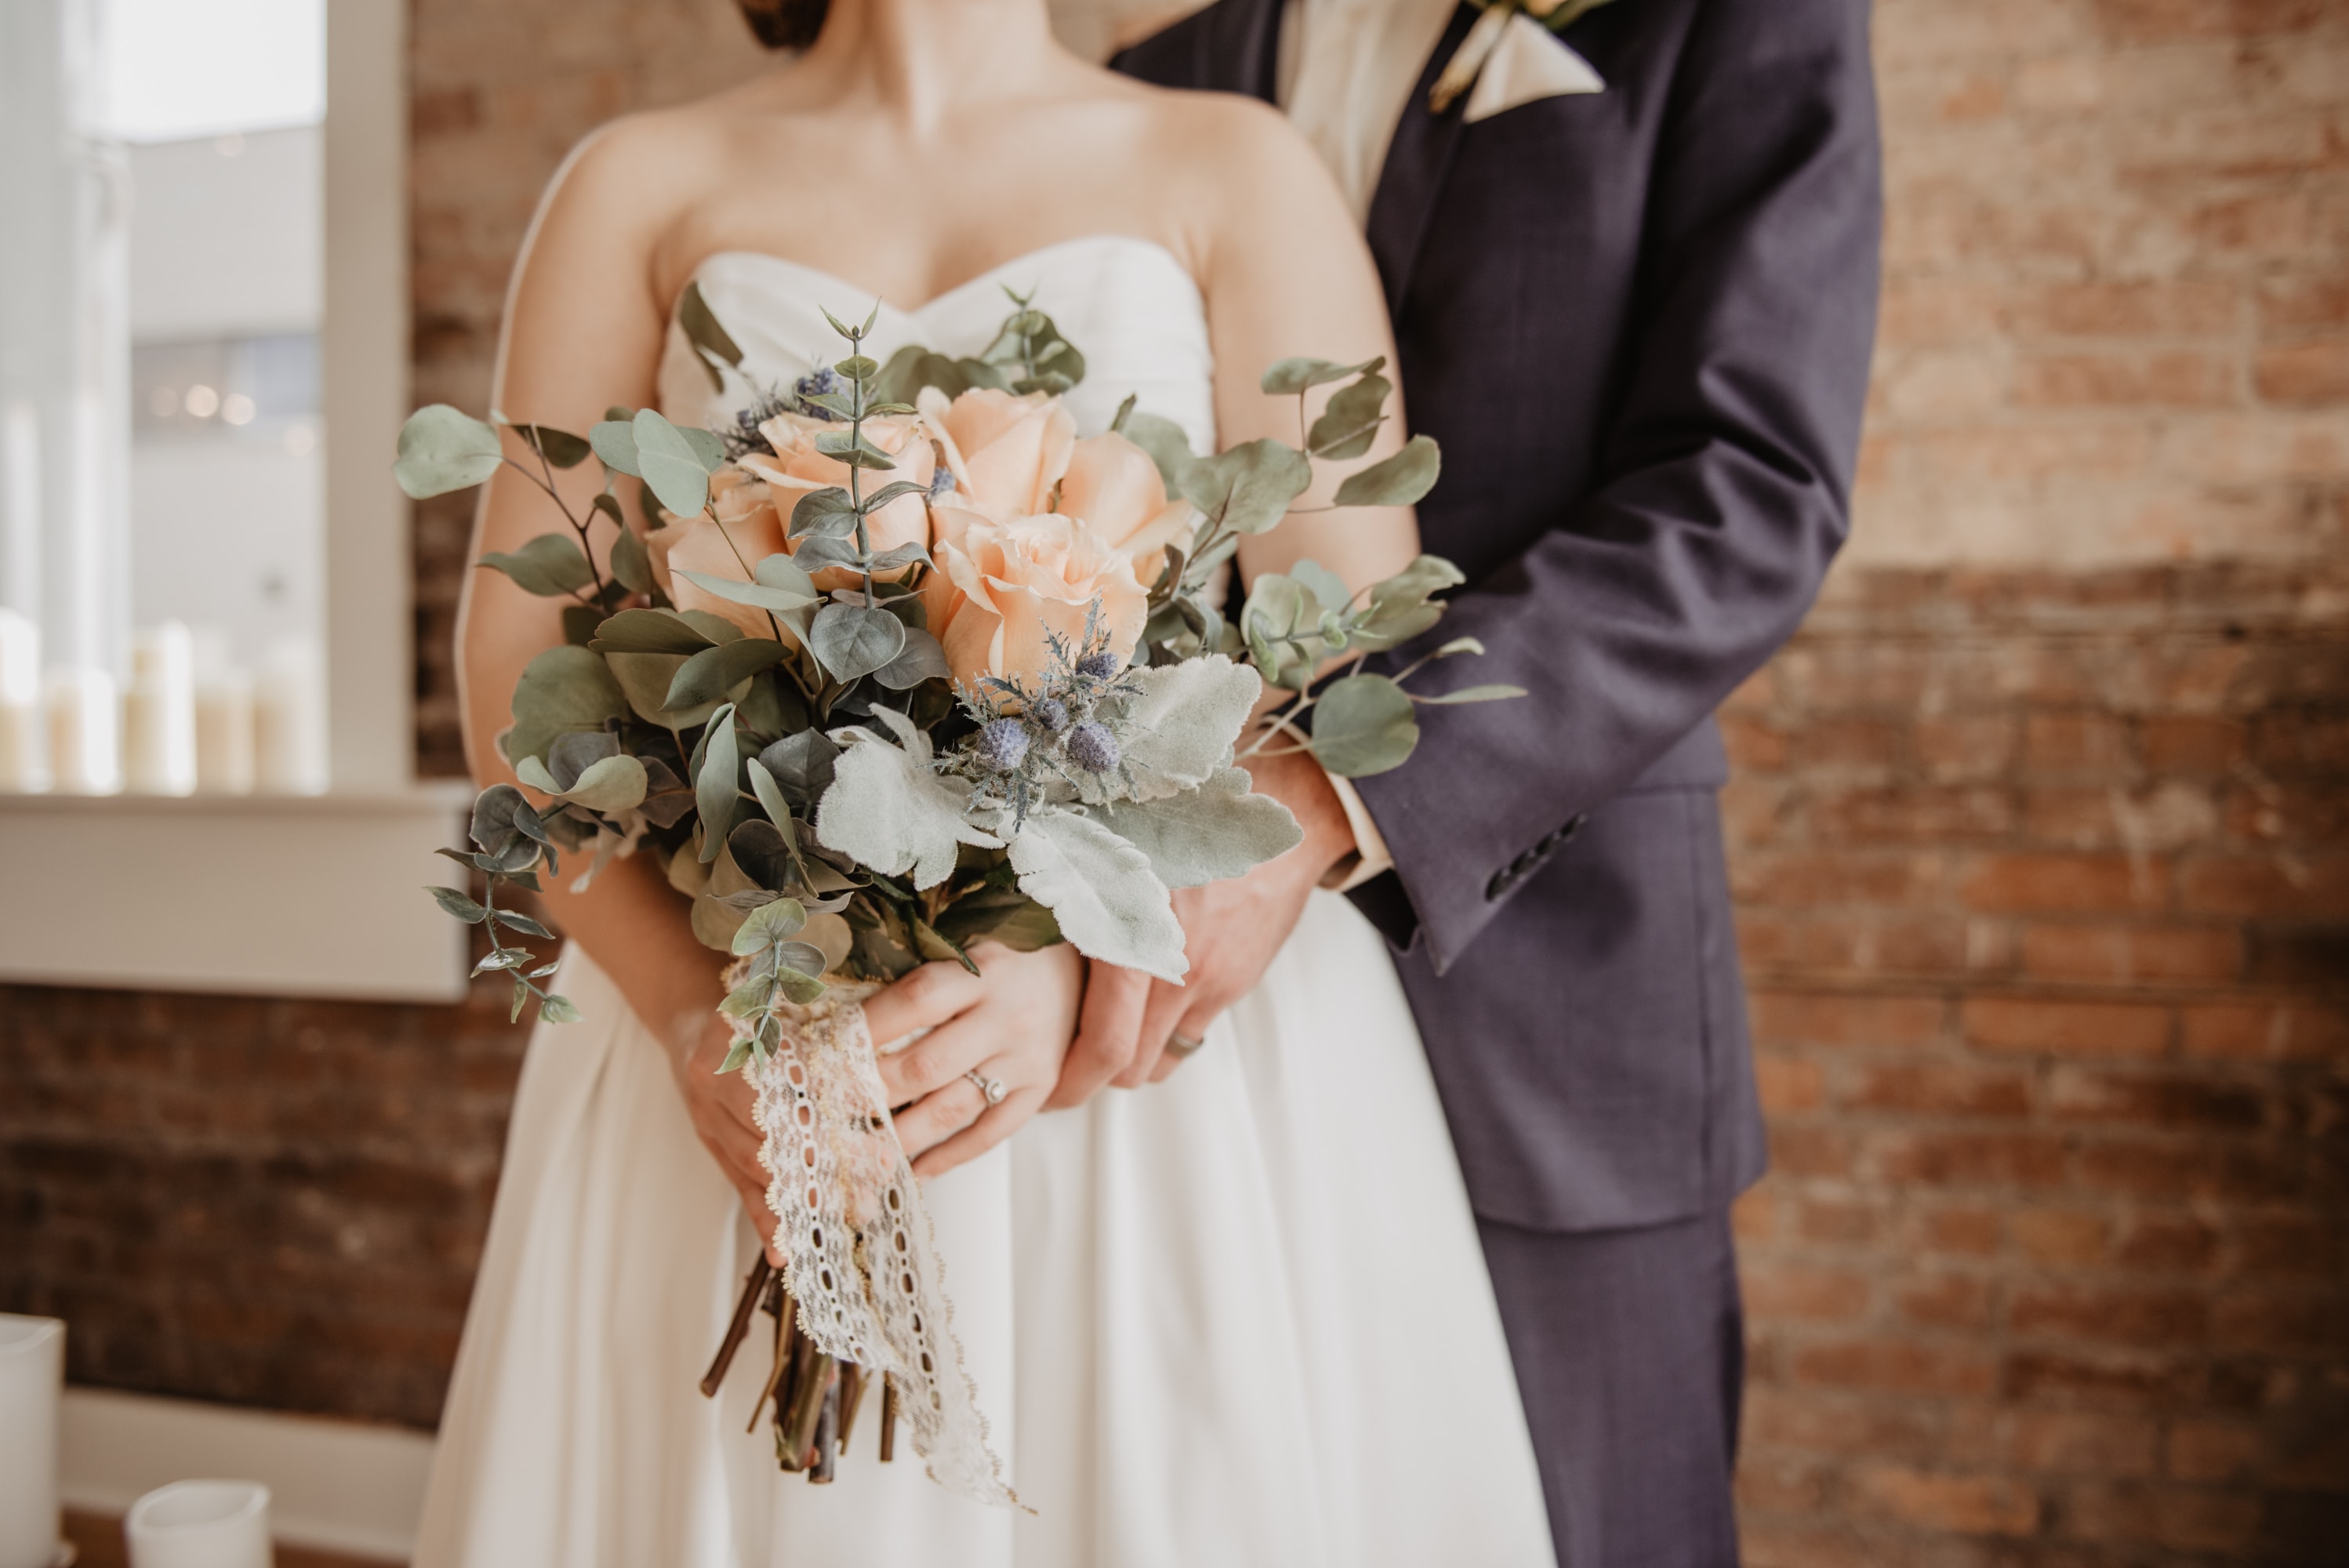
684;234;1203;322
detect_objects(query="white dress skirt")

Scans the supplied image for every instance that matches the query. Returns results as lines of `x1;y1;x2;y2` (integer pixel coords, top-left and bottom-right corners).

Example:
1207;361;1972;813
412;238;1555;1566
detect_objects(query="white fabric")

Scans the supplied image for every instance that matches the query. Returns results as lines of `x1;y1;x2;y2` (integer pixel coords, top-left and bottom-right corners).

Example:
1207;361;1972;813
1277;0;1604;219
1464;12;1606;123
416;234;1552;1566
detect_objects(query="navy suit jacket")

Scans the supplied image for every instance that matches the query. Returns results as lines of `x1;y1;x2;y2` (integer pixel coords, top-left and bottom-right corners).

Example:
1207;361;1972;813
1117;0;1880;1231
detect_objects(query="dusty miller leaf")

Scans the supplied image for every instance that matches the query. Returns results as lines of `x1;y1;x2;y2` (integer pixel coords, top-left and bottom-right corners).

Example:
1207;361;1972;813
1090;768;1303;888
1116;655;1262;800
814;713;1000;891
1007;808;1186;982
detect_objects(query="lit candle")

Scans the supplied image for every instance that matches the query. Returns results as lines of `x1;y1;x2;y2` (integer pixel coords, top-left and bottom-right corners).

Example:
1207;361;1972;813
0;610;46;793
45;665;122;795
124;1479;274;1568
125;622;198;796
195;669;257;796
0;1314;64;1568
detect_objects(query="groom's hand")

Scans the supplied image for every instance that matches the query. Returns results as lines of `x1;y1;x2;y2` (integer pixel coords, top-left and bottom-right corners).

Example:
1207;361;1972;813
1047;746;1358;1106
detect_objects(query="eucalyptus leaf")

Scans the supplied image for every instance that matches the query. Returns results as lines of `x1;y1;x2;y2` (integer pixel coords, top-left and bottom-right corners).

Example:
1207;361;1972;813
1306;371;1390;460
791;487;859;539
666;637;788;711
1350;551;1466;652
728;816;798;891
807;603;906;681
394;405;503;498
732;895;808;955
478;532;594;597
1091;767;1303;887
1120;412;1200;502
679;425;727;474
590;607;717;655
1287;559;1355;617
633;409;712;516
871;627;949;690
590;420;641;477
608;523;655;595
538;993;583;1025
426;885;488;924
858;480;928;517
676;569;819;619
677;279;744;392
1259;356;1383;396
745;756;794;830
545;729;619;789
492;908;557;940
811;429;897;471
1332;434;1441;508
514;424;591;469
1185;439;1312;535
517;751;648;812
1007;808;1185;982
607;652;718;728
757;730;838;806
1309;673;1420;776
695;702;742;861
1414;683;1527;705
503;644;626;765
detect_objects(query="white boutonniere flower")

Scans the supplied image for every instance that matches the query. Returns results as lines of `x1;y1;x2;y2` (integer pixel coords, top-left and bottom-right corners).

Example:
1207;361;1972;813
1430;0;1612;121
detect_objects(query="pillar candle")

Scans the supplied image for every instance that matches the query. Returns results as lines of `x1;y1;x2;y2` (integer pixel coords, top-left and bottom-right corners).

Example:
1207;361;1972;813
0;1314;64;1568
125;1479;274;1568
194;669;256;796
0;610;46;793
125;621;198;796
254;641;325;796
45;664;121;795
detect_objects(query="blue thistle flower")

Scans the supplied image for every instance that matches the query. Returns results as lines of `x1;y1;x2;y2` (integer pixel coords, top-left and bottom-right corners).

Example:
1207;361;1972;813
1075;650;1122;682
976;718;1030;771
928;466;958;499
1029;696;1070;733
1066;721;1119;773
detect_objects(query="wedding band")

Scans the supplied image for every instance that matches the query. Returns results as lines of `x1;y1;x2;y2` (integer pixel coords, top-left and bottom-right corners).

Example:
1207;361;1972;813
964;1069;1007;1106
1164;1032;1205;1059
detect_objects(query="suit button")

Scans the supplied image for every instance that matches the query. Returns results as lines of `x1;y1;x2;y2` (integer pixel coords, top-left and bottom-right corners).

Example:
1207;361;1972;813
1485;866;1516;901
1560;813;1586;842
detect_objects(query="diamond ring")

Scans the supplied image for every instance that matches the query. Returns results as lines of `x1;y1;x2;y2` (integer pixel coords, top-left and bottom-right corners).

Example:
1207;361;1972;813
1164;1032;1205;1059
964;1069;1007;1106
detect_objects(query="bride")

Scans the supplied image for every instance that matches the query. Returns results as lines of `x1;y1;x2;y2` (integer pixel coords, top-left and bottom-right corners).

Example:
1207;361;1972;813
416;0;1552;1563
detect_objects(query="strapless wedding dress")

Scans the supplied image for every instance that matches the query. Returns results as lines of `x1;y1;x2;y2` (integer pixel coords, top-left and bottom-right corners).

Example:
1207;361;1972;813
413;235;1554;1568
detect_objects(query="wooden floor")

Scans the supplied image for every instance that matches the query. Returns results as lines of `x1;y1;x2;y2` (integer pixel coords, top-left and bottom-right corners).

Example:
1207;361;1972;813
62;1510;401;1568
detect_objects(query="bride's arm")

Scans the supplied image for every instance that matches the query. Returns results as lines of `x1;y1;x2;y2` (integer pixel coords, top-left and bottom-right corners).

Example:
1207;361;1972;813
1052;100;1414;1105
456;122;781;1239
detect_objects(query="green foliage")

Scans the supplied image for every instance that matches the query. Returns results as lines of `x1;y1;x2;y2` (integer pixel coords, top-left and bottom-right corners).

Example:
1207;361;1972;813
1309;673;1420;776
1306;369;1391;460
1259;356;1382;397
478;533;595;597
393;405;503;498
1334;434;1441;508
503;644;626;765
667;637;788;711
633;408;717;517
677;280;745;393
514;424;591;469
695;702;742;862
808;603;906;682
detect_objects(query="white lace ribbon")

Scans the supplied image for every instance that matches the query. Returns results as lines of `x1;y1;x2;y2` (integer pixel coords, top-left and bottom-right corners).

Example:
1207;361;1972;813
740;977;1019;1508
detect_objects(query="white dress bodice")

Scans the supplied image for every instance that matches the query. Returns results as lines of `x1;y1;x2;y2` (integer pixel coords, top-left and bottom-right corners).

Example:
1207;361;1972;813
657;234;1218;456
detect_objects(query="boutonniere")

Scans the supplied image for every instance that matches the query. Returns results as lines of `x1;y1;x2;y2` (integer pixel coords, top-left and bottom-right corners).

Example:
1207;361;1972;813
1430;0;1614;118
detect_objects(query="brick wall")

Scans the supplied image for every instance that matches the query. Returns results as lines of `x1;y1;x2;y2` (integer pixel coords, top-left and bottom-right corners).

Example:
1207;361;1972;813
1726;564;2349;1565
2;1;2345;1563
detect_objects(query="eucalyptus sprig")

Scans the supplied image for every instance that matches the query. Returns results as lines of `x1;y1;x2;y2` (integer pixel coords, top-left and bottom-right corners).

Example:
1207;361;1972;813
425;783;579;1025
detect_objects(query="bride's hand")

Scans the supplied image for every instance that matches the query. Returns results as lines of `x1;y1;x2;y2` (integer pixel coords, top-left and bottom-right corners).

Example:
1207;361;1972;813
866;940;1084;1178
666;1011;785;1263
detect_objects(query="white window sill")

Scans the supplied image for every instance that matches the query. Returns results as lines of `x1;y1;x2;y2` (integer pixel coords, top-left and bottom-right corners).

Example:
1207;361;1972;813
0;782;474;1002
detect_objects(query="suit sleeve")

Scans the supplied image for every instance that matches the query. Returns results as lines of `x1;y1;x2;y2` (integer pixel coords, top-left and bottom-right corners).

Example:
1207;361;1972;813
1347;0;1882;972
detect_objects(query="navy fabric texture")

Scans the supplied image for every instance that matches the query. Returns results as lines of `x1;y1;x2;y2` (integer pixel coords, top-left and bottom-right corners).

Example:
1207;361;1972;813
1115;0;1881;1233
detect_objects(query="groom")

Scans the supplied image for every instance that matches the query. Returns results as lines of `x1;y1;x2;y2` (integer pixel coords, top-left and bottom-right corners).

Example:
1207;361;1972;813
1062;0;1882;1560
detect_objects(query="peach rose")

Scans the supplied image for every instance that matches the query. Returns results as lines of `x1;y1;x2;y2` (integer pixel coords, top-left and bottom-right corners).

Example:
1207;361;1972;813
929;506;1148;697
738;410;935;590
1055;431;1195;589
917;387;1076;522
645;467;787;639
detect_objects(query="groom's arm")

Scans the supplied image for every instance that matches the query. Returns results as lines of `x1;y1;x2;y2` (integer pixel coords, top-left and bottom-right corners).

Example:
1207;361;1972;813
1349;0;1882;973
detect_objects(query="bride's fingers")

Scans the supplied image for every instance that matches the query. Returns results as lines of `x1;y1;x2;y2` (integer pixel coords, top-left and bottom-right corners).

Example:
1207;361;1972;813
1114;976;1195;1088
891;1076;988;1162
1048;962;1149;1109
910;1086;1045;1179
876;1005;1003;1107
862;959;986;1052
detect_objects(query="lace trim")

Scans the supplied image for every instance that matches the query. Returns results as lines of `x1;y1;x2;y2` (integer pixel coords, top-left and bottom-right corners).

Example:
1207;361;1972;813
738;975;1020;1508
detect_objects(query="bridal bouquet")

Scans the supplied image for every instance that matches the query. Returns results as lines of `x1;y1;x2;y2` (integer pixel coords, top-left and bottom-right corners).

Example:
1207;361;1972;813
398;290;1513;1504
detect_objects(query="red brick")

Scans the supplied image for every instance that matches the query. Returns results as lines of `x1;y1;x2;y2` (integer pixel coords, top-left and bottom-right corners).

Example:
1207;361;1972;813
1962;996;2173;1057
2045;1065;2267;1128
2089;0;2330;42
2111;1211;2223;1272
2060;1481;2266;1552
2258;270;2349;334
1864;1128;2070;1190
2003;1410;2159;1479
1721;712;1788;772
1836;1060;2033;1118
2178;853;2349;918
1793;1194;1882;1247
1737;909;1978;979
1732;850;1947;909
2012;349;2237;408
2001;1347;2198;1409
2138;715;2247;775
1749;991;1949;1050
2011;1207;2112;1268
2023;711;2135;775
2256;339;2349;405
2180;1000;2349;1061
1755;1052;1827;1113
1745;1260;1874;1323
1743;1388;1952;1461
2164;1417;2262;1482
1811;786;2017;844
2011;1283;2209;1345
2002;278;2241;339
1960;853;2167;913
1912;714;2020;782
1915;1204;2005;1258
1791;1337;2001;1397
1846;1464;2041;1536
2209;1287;2349;1352
2016;922;2243;984
1893;1272;1995;1331
2072;1137;2301;1201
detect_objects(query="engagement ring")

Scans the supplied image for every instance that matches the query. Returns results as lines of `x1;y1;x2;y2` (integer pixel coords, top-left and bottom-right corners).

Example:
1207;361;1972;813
965;1069;1007;1105
1165;1033;1205;1059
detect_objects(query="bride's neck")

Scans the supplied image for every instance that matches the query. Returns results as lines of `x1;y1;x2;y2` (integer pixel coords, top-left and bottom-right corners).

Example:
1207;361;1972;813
797;0;1067;127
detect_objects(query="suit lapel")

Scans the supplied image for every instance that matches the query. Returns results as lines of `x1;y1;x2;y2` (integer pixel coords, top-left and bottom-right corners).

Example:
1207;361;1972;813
1365;3;1479;321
